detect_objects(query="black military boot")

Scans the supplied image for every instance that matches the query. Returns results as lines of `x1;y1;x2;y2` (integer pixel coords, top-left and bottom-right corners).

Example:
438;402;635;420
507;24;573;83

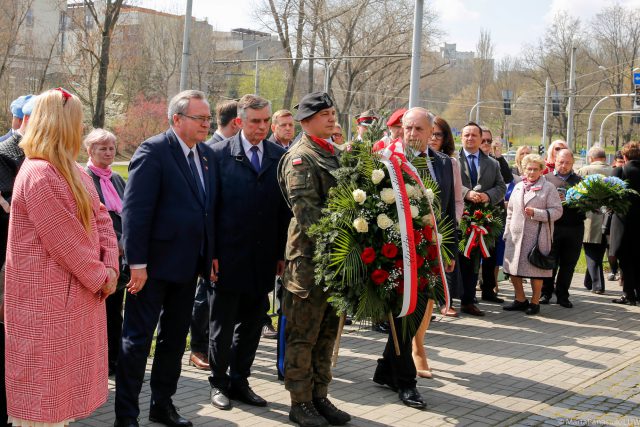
289;401;329;427
313;397;351;425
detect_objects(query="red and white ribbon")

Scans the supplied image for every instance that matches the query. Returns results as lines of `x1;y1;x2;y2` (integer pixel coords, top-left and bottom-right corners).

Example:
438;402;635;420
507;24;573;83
377;140;450;317
463;224;490;258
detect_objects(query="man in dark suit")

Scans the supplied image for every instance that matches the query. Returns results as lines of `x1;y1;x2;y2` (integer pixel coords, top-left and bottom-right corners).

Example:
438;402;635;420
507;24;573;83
373;107;458;409
268;109;295;150
207;94;290;411
189;100;240;371
115;90;217;427
457;122;506;317
205;99;239;144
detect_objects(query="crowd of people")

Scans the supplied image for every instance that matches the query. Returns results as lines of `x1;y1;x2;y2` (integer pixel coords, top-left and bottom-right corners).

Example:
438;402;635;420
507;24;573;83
0;88;638;427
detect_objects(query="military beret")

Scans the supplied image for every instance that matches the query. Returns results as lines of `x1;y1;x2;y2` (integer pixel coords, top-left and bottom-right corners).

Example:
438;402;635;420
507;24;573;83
356;109;379;127
386;108;408;127
9;95;33;119
294;92;334;121
21;95;37;117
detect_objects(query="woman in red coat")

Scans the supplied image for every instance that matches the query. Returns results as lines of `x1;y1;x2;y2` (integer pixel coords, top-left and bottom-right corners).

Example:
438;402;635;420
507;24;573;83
4;88;119;426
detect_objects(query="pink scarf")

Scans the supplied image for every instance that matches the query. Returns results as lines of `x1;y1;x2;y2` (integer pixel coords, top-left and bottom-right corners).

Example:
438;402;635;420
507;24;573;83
521;176;540;192
87;158;122;213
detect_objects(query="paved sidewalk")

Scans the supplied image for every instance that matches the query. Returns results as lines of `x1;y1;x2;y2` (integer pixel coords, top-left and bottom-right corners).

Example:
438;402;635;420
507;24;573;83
78;273;640;426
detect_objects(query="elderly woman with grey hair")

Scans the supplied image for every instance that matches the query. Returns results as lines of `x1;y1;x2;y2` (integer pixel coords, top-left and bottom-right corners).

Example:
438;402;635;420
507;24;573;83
502;154;563;315
84;128;128;376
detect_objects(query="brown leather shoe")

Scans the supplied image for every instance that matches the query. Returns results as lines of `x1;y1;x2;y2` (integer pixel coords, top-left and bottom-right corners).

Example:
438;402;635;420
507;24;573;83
440;306;458;317
461;304;485;317
189;351;209;370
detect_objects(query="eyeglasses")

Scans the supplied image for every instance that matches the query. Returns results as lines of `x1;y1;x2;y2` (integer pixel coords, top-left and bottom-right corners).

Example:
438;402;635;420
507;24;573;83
55;87;72;105
431;132;444;139
332;133;343;138
179;113;212;124
481;138;493;144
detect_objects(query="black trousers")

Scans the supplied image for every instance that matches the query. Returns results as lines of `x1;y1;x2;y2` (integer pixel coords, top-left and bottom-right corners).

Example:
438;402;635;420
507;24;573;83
115;276;197;418
459;255;479;305
480;246;499;298
190;277;212;353
542;224;584;302
375;316;416;389
106;287;125;371
208;288;268;390
583;242;607;292
619;253;640;301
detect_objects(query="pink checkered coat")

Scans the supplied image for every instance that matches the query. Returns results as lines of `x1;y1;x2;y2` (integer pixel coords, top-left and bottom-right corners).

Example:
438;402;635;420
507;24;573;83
4;158;119;423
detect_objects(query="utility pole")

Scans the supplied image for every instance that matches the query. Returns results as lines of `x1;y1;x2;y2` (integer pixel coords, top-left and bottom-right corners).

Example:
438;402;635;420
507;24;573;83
541;78;550;151
566;46;577;151
179;0;193;92
254;48;260;95
475;86;481;123
408;0;423;108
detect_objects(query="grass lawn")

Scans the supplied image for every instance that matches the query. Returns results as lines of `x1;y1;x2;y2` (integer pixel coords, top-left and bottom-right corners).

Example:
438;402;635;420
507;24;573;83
112;164;129;180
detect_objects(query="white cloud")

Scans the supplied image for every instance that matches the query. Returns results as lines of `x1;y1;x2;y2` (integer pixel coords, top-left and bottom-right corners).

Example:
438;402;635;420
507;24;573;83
431;0;481;23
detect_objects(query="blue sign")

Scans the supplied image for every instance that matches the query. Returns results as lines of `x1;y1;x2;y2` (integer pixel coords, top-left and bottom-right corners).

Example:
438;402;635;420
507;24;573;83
634;73;640;85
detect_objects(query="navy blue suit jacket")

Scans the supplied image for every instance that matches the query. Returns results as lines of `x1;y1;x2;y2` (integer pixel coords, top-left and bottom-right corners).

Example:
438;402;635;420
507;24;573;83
123;129;217;284
426;147;458;257
207;133;290;295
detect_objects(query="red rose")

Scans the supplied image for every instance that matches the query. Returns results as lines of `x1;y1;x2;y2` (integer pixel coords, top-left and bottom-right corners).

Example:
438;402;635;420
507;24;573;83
413;230;423;245
486;226;491;233
371;269;390;285
381;243;399;259
422;225;433;242
465;227;471;235
416;256;425;269
427;245;438;259
394;259;404;270
463;210;470;216
395;280;404;294
486;213;493;220
418;277;428;292
474;210;483;220
431;264;441;275
360;247;376;264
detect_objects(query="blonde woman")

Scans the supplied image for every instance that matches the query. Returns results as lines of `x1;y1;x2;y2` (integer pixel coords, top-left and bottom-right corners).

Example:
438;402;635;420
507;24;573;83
512;145;532;176
4;88;119;426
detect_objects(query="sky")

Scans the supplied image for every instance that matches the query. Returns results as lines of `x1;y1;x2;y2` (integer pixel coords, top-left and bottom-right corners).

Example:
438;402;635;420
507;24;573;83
137;0;640;60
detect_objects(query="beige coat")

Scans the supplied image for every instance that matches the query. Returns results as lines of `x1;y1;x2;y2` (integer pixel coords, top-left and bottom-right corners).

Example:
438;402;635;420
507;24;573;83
503;175;563;278
577;161;614;243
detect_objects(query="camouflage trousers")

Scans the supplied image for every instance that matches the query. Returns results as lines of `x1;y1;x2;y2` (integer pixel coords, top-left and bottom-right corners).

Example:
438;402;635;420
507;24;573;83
282;284;339;403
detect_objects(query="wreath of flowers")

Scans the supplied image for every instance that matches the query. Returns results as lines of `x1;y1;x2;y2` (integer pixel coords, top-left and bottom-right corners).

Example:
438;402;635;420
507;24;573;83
309;140;454;334
458;202;504;272
564;174;639;215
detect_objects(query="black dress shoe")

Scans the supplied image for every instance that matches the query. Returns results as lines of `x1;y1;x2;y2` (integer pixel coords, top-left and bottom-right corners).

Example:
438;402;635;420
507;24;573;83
398;387;426;409
503;299;529;311
372;371;398;392
481;294;504;304
149;403;192;427
461;304;485;317
525;304;540;315
313;397;351;425
557;300;573;308
539;295;551;305
210;386;232;410
372;321;390;333
229;385;267;406
114;417;139;427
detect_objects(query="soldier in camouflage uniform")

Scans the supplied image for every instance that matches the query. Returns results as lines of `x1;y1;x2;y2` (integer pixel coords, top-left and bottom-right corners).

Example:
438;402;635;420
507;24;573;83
277;92;351;427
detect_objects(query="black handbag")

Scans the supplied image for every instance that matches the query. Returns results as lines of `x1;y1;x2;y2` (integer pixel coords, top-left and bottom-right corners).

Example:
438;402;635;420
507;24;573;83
527;210;556;270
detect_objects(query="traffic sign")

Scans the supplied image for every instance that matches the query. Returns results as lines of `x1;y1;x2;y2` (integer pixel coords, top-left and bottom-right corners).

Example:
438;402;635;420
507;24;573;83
634;72;640;85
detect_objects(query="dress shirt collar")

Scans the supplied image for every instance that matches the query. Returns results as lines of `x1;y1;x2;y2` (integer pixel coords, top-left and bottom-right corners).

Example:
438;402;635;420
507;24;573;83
171;128;198;158
240;131;264;156
462;147;479;158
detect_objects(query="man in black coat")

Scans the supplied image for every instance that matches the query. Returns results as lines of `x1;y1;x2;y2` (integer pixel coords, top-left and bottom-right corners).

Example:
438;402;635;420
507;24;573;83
541;149;585;308
373;107;458;409
207;94;290;411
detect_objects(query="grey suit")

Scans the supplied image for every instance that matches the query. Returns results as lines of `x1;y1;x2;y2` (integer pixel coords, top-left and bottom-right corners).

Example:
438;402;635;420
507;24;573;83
457;149;506;306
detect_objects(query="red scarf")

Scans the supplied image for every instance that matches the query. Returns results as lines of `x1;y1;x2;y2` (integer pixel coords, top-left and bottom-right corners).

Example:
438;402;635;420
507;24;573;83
308;134;335;154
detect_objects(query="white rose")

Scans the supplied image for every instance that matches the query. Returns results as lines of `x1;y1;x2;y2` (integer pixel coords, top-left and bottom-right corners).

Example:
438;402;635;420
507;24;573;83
352;189;367;205
410;205;419;218
371;169;385;185
421;215;433;226
377;214;394;229
393;222;401;233
405;184;416;199
423;188;435;204
380;188;396;204
353;217;369;233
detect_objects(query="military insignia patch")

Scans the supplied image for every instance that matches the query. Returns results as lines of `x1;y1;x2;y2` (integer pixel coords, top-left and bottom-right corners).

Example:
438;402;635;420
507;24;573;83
292;158;303;165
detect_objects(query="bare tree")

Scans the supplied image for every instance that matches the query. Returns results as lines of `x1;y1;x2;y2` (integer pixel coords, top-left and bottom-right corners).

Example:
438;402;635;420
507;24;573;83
0;0;34;82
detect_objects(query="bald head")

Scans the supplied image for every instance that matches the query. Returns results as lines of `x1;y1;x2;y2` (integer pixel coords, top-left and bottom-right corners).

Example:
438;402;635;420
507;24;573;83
555;148;574;175
402;108;434;153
